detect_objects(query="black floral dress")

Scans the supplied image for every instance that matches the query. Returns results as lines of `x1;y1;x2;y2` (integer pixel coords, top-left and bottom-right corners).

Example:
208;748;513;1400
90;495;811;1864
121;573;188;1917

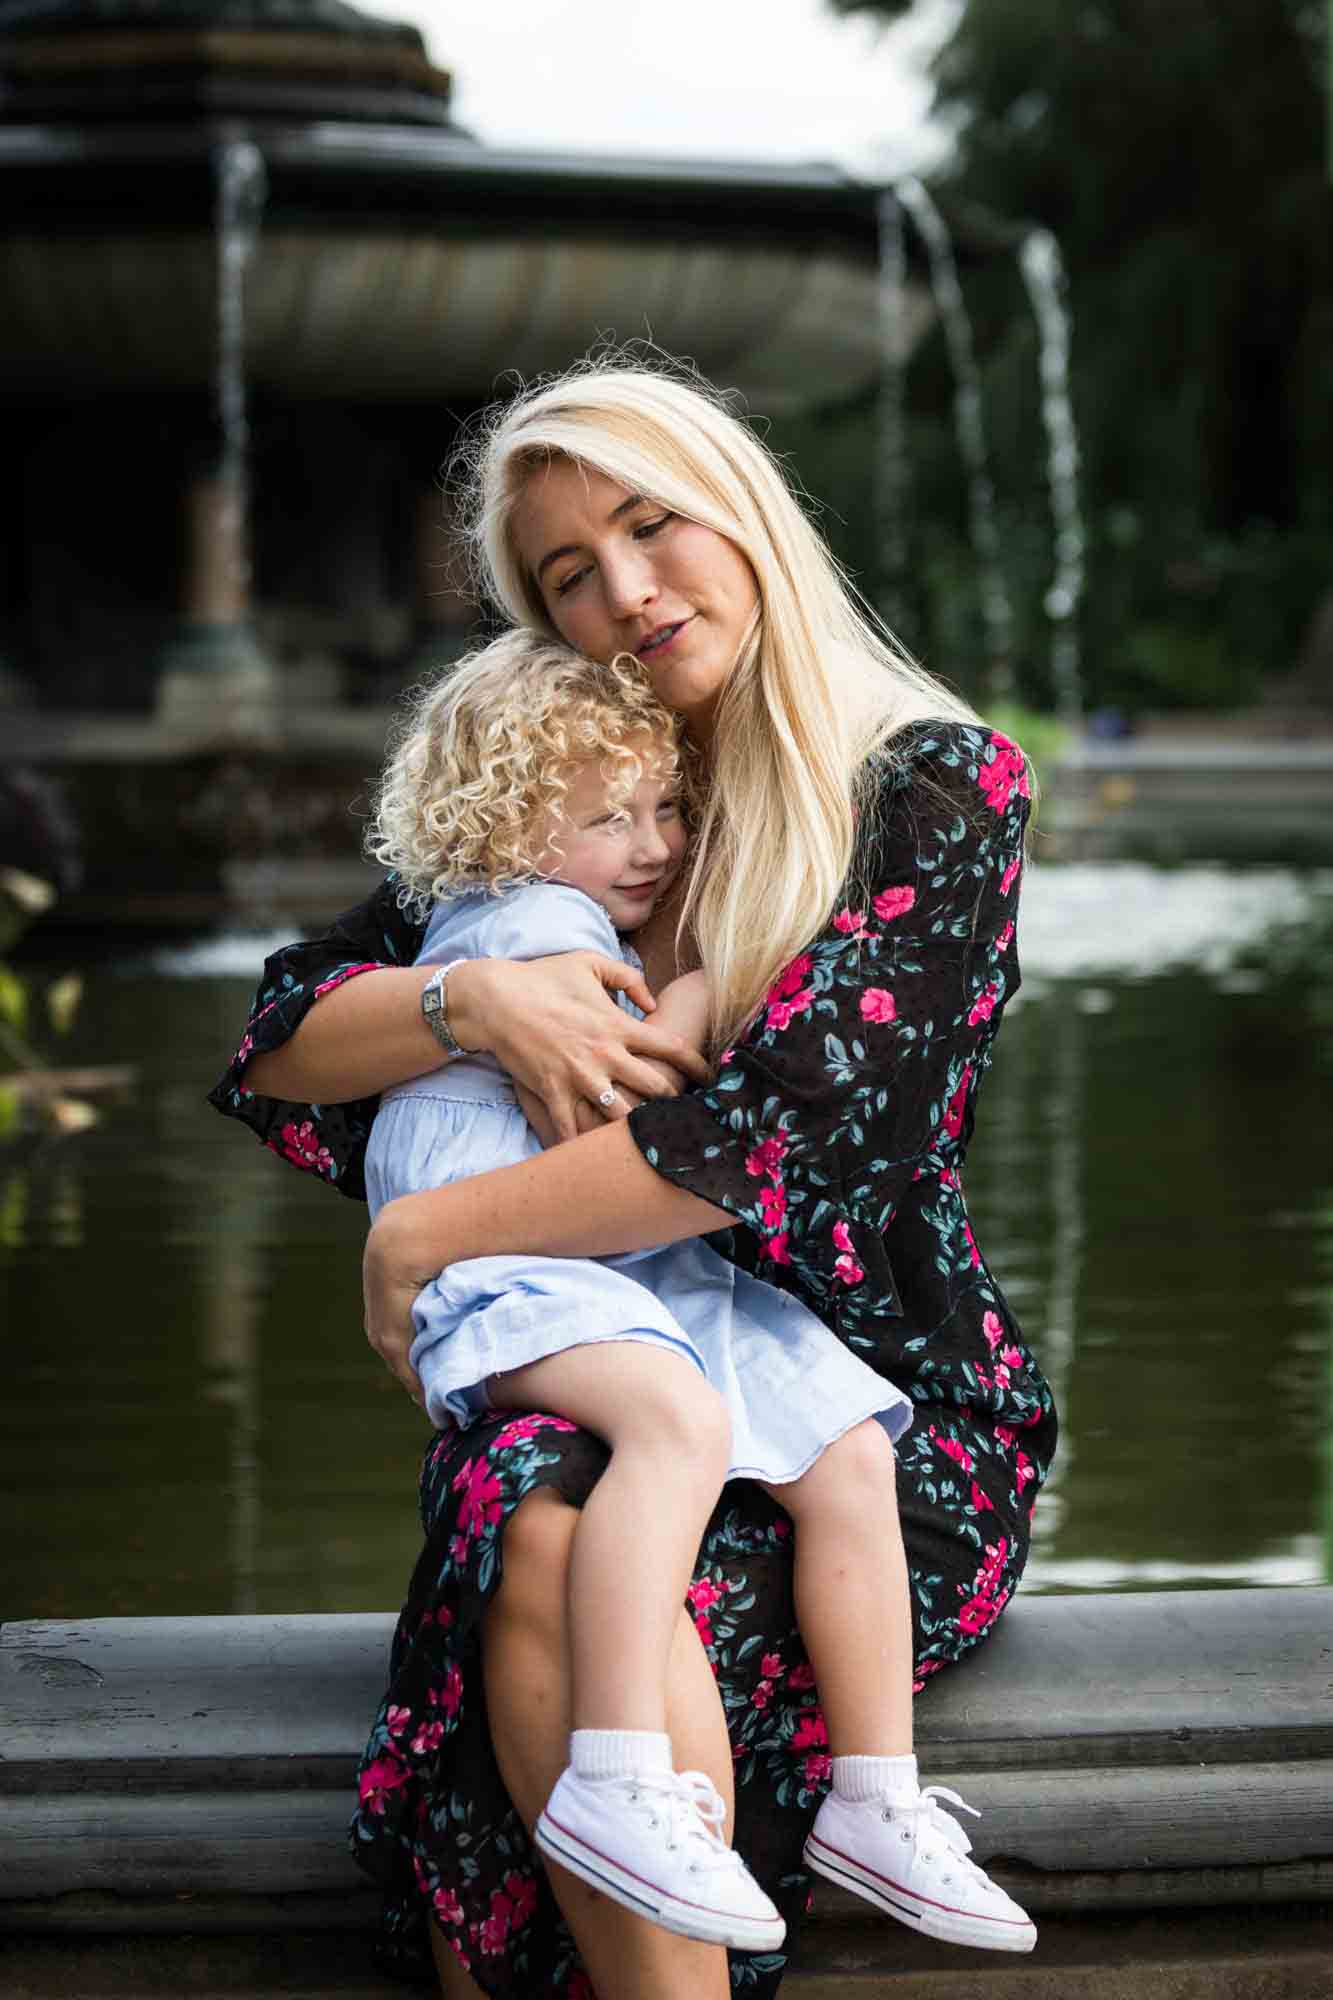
208;719;1057;1997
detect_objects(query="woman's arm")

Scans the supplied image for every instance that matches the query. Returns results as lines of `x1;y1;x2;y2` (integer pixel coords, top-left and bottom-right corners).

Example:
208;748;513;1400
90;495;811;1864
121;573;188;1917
364;1121;731;1400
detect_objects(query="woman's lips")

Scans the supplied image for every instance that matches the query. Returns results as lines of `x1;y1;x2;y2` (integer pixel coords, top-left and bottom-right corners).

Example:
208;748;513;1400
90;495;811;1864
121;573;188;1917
615;881;660;900
637;618;691;658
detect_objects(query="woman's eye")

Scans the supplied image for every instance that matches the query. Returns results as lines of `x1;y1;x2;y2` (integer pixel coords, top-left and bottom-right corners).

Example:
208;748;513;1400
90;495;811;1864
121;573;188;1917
657;800;682;821
633;513;673;541
553;565;589;597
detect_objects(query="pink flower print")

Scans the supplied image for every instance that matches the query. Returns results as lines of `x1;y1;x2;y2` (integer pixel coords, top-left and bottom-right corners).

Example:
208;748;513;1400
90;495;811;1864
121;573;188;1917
688;1577;723;1614
431;1664;463;1717
804;1751;833;1787
834;906;871;941
957;1592;1000;1637
766;987;814;1033
970;1480;996;1514
974;1363;992;1390
447;1934;472;1973
976;732;1031;814
767;952;813;1004
478;1913;509;1956
792;1709;828;1751
493;1413;577;1448
503;1871;538;1931
1015;1450;1036;1492
860;986;897;1024
453;1458;504;1542
761;1652;785;1680
962;1218;981;1268
912;1656;944;1694
943;1067;972;1139
968;981;999;1028
763;1230;792;1266
996;920;1014;954
433;1885;464;1927
873;884;916;922
313;961;380;999
745;1132;789;1179
385;1704;411;1738
234;1031;255;1068
410;1718;445;1756
994;1424;1016;1450
752;1679;773;1710
1000;854;1021;898
758;1181;787;1230
1000;1343;1024;1370
831;1218;864;1285
982;1309;1004;1352
788;1661;816;1691
276;1118;335;1178
934;1429;974;1474
358;1752;408;1816
993;1363;1012;1389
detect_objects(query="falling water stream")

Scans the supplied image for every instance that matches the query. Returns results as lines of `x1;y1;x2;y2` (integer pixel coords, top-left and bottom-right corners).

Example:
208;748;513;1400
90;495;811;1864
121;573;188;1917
893;175;1015;700
1019;228;1086;724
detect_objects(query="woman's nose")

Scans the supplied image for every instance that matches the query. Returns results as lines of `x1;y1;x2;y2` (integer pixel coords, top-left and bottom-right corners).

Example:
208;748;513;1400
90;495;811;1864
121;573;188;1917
602;546;657;620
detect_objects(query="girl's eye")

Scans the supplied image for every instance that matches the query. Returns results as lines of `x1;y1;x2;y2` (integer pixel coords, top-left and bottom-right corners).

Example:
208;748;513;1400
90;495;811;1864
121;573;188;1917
657;799;682;821
633;513;673;541
553;565;589;598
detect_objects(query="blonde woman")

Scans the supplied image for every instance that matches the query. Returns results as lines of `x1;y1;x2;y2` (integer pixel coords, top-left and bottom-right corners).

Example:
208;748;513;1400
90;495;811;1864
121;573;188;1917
211;355;1057;2000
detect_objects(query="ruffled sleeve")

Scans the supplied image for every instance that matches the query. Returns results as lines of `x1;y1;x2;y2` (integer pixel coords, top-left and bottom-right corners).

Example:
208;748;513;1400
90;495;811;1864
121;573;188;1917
628;720;1030;1337
206;876;426;1201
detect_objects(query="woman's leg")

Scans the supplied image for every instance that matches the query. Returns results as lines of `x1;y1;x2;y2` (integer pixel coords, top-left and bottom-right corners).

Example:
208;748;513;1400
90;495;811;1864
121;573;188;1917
762;1420;913;1755
457;1485;734;2000
486;1344;731;1732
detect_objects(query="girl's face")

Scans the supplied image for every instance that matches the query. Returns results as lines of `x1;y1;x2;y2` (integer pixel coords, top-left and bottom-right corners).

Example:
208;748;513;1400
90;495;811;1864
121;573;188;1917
529;743;688;934
511;459;759;746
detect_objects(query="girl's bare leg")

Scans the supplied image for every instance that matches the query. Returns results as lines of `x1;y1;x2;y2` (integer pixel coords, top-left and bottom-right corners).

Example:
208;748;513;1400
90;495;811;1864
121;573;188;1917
431;1486;734;2000
485;1344;731;1732
762;1420;913;1755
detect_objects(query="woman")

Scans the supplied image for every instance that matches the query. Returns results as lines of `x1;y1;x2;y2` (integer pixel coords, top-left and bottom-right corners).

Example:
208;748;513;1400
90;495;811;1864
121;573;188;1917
210;356;1057;2000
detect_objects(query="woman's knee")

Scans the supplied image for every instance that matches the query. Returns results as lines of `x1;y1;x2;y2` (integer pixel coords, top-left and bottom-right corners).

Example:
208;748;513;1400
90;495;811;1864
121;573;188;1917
498;1487;577;1623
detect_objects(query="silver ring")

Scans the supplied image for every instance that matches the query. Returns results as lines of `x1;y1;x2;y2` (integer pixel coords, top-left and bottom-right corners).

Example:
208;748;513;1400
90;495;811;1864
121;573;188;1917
596;1086;617;1108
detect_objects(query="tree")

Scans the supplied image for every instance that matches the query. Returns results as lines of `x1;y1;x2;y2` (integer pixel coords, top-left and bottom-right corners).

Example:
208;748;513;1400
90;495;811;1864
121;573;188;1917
830;0;1332;712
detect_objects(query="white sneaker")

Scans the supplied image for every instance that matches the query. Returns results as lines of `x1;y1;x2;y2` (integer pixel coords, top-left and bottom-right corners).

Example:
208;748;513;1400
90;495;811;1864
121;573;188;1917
535;1764;786;1952
804;1783;1037;1953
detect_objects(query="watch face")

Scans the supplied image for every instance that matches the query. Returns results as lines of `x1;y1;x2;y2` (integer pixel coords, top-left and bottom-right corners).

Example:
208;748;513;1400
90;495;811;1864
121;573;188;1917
423;987;441;1015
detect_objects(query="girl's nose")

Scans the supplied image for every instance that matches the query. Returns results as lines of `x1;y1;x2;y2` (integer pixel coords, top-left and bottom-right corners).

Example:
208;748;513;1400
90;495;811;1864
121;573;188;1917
631;817;672;867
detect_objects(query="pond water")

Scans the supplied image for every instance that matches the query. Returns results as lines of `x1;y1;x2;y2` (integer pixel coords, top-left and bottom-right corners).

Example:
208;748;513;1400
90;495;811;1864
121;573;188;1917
4;861;1331;1620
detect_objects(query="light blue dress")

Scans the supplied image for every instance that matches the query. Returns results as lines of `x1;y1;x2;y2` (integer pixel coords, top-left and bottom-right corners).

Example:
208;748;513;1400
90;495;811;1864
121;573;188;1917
364;883;911;1483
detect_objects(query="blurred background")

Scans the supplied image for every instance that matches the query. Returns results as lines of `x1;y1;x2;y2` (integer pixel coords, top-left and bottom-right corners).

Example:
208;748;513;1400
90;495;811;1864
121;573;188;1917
1;0;1329;1620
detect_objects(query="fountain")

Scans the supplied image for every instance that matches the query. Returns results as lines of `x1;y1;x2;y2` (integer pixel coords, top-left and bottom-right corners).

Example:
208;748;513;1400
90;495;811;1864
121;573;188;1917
0;0;924;730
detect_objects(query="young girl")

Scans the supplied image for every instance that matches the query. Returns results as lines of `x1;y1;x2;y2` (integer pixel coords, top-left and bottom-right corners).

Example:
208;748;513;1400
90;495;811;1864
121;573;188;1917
363;629;1036;1958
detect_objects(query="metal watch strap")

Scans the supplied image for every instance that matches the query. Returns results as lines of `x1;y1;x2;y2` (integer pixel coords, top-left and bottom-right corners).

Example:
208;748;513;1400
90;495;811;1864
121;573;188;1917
420;959;467;1059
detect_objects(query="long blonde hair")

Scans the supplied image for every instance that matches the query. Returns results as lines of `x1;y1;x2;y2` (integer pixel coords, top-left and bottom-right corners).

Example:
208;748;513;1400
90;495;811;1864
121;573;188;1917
454;352;977;1050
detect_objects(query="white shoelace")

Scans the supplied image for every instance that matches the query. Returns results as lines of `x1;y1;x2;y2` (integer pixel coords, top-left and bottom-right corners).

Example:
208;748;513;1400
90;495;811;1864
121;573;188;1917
627;1768;744;1875
885;1784;1002;1891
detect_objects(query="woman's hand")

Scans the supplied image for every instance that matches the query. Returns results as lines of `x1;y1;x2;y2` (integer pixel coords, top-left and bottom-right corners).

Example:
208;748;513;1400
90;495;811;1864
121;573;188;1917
363;1192;447;1407
449;953;708;1141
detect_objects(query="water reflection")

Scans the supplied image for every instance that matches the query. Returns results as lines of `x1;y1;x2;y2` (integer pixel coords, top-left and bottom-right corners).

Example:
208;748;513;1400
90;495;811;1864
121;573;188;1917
2;864;1329;1618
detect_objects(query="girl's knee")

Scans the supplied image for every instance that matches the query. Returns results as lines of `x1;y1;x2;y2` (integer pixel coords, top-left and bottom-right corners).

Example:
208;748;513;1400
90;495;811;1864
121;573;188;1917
630;1361;731;1477
787;1419;897;1518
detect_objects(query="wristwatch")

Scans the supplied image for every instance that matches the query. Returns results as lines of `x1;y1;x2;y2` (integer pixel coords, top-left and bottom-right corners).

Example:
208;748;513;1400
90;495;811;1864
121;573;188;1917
420;959;468;1058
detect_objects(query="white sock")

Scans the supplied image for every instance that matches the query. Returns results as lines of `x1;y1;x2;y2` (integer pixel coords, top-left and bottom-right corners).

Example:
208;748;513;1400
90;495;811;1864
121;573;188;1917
569;1729;672;1781
831;1752;919;1806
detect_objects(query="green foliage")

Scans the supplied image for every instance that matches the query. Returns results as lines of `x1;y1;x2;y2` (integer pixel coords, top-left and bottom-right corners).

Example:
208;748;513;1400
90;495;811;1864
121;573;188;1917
825;0;1332;713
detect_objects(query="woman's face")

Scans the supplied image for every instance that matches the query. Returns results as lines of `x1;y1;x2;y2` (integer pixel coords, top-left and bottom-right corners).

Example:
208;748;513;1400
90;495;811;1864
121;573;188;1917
511;458;759;743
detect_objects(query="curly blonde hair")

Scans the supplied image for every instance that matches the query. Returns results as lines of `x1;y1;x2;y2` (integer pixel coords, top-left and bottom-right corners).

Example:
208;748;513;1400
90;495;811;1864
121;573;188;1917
368;630;692;917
